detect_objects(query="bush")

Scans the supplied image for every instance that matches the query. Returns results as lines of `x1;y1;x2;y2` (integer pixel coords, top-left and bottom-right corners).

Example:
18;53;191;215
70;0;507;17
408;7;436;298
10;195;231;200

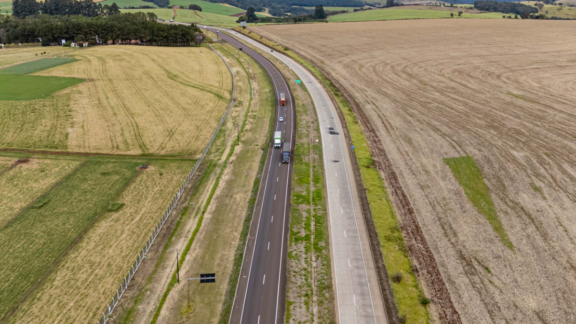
399;315;407;324
391;272;403;283
88;39;96;46
63;40;72;47
420;296;431;306
108;202;125;212
188;4;202;11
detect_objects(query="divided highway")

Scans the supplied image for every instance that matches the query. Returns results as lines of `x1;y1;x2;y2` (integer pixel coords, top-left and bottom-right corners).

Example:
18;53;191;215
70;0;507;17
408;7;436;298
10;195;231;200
205;28;296;324
211;28;388;324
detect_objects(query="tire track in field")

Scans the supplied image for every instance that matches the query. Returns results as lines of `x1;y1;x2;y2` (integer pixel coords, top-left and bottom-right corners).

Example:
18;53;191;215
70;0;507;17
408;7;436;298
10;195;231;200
96;55;149;154
136;50;215;154
183;47;227;155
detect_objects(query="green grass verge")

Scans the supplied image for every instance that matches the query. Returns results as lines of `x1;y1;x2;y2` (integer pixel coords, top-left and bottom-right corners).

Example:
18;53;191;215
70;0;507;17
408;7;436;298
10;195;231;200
0;74;84;100
328;8;506;22
0;160;141;320
444;156;513;250
0;58;76;75
234;28;429;323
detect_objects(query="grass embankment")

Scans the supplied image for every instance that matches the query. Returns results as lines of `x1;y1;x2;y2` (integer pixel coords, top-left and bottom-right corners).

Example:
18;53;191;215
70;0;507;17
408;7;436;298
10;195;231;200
235;28;429;323
0;160;141;321
444;156;513;250
328;8;505;22
284;65;334;322
0;158;81;228
8;159;194;324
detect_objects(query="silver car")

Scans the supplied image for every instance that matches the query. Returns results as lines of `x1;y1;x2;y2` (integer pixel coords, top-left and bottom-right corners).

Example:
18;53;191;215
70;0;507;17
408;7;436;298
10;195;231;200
279;116;284;122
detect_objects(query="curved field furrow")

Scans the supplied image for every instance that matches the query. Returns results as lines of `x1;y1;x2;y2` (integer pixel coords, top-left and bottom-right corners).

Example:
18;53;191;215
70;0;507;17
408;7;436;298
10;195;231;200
27;46;231;157
253;20;576;323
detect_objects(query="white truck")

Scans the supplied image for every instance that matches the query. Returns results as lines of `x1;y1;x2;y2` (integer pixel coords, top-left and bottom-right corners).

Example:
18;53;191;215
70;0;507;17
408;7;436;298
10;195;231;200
274;131;282;148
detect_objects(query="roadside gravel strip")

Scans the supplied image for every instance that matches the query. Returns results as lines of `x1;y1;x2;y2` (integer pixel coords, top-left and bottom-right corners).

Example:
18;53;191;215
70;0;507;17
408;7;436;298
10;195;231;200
208;27;389;324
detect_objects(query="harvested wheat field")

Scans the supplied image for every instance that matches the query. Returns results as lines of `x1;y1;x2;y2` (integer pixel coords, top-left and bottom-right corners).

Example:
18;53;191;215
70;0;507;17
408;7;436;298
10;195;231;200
252;20;576;323
1;46;231;156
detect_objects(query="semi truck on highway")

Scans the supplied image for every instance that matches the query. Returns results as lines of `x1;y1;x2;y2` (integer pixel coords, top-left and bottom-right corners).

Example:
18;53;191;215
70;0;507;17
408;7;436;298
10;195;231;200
282;142;291;164
274;131;282;148
280;93;286;106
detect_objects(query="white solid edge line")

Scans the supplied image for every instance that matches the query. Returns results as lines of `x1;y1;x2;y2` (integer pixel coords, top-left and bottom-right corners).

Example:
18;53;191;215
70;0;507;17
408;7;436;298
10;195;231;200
231;32;376;323
226;29;283;324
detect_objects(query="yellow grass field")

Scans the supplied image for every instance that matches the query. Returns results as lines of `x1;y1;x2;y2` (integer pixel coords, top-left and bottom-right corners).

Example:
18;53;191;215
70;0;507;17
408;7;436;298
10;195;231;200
252;20;576;323
0;47;74;68
0;46;231;156
0;158;81;229
8;159;194;324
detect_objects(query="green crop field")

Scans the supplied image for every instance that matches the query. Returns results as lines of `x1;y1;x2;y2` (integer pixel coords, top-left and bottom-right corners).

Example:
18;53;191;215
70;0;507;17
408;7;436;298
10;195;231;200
0;1;11;14
444;156;513;250
121;8;239;25
0;58;76;75
0;74;84;100
169;0;243;15
524;1;576;18
302;6;359;11
103;0;244;15
0;159;142;320
328;8;505;22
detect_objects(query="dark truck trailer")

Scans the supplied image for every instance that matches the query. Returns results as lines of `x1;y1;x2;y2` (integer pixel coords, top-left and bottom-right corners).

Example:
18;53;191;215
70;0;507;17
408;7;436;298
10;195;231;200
282;142;291;164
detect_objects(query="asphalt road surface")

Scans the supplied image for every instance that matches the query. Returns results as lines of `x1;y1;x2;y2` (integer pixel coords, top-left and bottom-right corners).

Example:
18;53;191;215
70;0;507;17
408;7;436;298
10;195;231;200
205;28;296;324
210;28;388;324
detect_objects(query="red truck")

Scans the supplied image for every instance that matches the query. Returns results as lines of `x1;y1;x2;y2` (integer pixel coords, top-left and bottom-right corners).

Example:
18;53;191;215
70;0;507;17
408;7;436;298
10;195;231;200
280;92;286;106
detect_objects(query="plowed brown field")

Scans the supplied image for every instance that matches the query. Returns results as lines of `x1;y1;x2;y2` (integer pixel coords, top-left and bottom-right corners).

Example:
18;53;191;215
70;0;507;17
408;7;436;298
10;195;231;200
252;20;576;323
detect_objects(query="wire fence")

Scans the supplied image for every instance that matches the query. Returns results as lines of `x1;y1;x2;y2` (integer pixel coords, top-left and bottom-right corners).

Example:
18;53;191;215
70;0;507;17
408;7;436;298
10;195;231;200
97;44;235;324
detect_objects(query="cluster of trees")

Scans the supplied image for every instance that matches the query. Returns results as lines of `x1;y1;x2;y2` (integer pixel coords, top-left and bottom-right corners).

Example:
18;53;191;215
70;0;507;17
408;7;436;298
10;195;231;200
12;0;121;19
188;4;202;11
473;1;538;16
0;13;203;46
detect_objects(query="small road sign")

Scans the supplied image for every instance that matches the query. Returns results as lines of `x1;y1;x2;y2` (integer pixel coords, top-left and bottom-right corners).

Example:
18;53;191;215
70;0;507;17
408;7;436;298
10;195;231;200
296;80;301;84
200;273;216;283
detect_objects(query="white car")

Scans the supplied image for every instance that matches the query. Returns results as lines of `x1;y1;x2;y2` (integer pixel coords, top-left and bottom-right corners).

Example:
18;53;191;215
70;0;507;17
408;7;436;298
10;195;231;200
169;19;174;22
279;116;284;122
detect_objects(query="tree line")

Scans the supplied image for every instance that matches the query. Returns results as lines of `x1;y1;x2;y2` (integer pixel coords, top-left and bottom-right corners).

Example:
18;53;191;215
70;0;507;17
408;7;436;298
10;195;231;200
12;0;121;19
0;13;203;46
474;1;538;16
